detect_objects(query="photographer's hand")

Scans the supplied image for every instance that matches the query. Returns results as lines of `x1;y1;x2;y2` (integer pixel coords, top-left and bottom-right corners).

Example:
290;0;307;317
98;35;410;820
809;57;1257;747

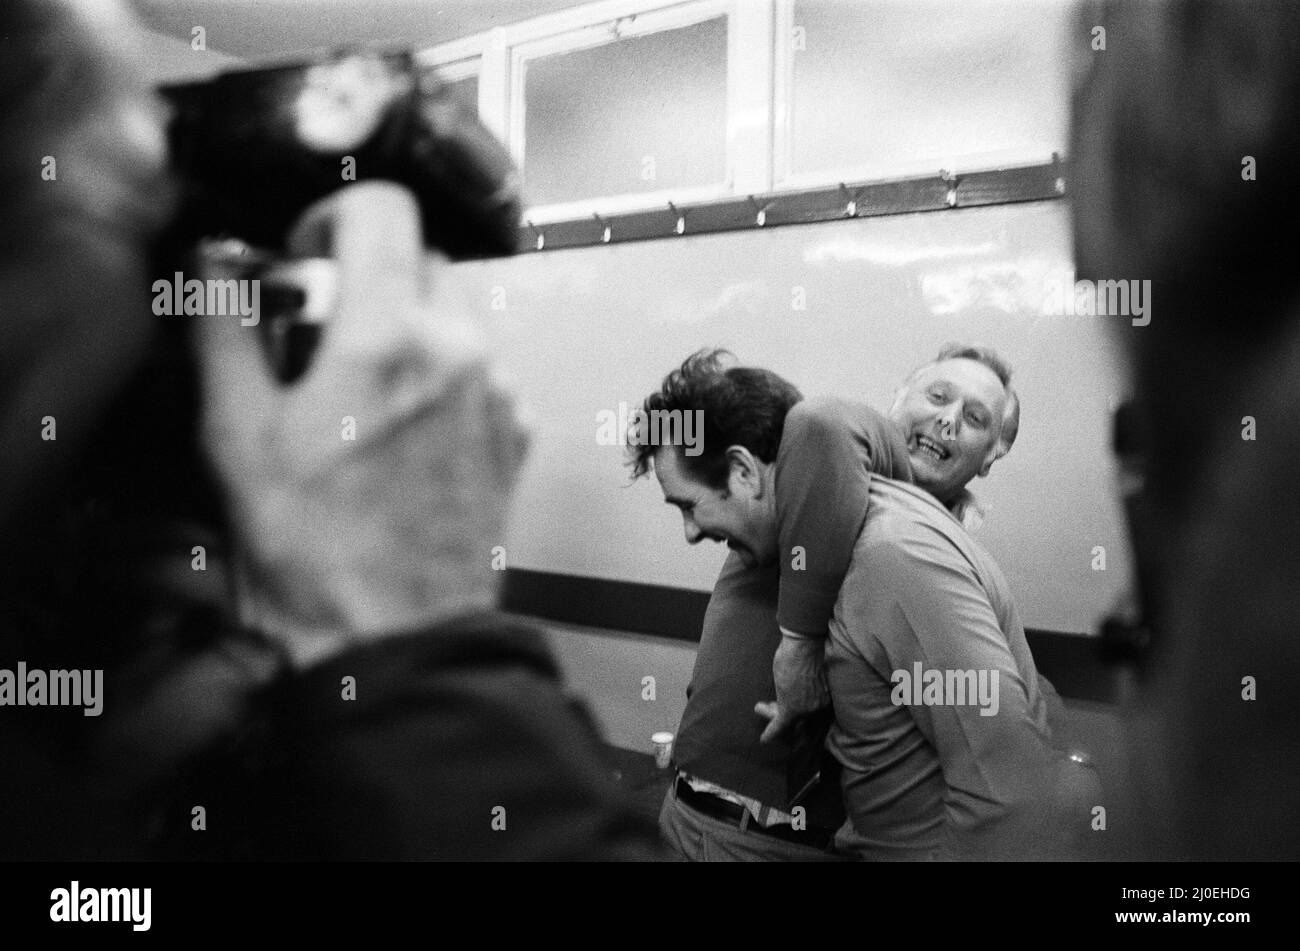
194;182;530;668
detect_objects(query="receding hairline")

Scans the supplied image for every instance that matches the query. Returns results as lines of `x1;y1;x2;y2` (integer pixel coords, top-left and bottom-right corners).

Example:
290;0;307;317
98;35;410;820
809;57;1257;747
904;356;1010;399
900;354;1020;454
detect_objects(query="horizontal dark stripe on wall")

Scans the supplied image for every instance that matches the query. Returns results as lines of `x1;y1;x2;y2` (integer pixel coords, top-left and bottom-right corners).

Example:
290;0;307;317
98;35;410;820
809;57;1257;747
501;567;1123;705
516;161;1066;254
502;568;709;643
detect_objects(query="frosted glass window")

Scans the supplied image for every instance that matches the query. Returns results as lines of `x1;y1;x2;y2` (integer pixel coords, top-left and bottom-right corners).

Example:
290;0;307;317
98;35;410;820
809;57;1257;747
789;0;1074;178
445;75;479;116
523;17;728;206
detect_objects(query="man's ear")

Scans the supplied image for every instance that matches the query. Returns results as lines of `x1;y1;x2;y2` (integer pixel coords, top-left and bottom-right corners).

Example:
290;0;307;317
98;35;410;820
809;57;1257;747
725;445;764;497
978;439;1008;478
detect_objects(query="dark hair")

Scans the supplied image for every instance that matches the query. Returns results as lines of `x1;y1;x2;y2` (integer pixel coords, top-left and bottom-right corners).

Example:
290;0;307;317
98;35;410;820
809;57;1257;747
626;349;803;489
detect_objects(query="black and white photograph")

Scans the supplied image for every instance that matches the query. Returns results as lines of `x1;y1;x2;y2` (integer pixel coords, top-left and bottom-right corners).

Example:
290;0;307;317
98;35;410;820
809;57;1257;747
0;0;1292;931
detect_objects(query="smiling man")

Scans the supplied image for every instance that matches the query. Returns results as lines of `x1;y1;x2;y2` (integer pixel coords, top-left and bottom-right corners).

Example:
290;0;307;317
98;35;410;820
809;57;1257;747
631;349;921;860
759;344;1021;736
631;344;1078;861
820;346;1086;860
890;352;1018;515
654;436;790;568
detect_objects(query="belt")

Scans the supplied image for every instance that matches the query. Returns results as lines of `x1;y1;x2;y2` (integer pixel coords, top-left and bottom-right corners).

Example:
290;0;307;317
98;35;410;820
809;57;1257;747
673;776;836;851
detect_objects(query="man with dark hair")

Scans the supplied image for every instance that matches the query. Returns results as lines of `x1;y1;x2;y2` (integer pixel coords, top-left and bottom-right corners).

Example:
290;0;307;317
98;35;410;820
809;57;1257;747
627;350;803;506
632;349;911;860
634;344;1079;860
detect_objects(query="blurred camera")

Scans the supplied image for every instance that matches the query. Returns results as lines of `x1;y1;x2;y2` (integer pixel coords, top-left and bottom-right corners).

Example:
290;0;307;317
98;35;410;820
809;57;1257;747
156;48;522;381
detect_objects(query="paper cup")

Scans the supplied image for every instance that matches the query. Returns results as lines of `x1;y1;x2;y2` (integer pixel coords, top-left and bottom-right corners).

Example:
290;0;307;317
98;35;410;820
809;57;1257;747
651;731;674;770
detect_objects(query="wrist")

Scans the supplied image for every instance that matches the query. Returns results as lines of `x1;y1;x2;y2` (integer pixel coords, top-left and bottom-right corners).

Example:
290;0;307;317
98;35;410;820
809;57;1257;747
233;550;502;670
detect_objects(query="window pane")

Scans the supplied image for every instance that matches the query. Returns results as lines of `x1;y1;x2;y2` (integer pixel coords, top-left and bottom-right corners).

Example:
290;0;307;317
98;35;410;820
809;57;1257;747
444;74;479;116
523;17;728;207
790;0;1074;179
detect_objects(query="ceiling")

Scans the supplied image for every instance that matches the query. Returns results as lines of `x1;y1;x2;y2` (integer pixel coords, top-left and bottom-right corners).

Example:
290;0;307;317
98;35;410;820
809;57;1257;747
129;0;587;58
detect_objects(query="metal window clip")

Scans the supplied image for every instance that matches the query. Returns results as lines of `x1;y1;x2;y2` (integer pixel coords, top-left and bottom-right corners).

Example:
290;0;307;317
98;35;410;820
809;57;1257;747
592;212;612;244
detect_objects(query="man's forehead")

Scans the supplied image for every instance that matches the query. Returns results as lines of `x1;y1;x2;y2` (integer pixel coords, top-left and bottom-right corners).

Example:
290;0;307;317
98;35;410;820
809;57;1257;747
911;358;1006;405
652;447;695;495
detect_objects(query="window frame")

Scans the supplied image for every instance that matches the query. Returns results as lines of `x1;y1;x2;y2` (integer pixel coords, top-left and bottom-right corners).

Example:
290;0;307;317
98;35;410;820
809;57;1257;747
418;0;1071;231
422;0;778;224
509;0;735;222
771;0;1068;191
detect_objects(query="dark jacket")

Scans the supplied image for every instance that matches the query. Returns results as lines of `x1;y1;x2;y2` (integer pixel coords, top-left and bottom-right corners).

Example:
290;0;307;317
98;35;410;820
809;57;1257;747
131;612;664;861
241;612;663;860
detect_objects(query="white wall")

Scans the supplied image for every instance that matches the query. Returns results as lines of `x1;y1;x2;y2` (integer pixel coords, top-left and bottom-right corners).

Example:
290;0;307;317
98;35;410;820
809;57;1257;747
444;199;1133;637
133;27;242;85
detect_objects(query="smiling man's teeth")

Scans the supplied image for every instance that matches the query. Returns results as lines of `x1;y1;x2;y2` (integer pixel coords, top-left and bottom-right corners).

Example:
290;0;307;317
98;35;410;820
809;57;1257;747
916;435;948;461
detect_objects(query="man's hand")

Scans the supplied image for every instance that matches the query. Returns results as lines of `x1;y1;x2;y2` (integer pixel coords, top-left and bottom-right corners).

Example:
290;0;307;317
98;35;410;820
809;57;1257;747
194;182;531;668
755;632;830;743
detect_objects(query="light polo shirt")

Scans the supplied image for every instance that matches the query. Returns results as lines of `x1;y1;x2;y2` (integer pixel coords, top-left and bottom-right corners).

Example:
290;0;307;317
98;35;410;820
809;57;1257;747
826;476;1063;860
